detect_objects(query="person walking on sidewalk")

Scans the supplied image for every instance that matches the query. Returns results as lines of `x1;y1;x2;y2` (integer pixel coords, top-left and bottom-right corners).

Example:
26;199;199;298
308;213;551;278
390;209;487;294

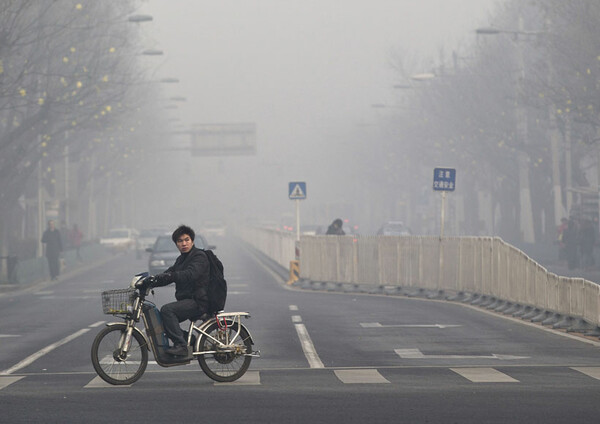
70;224;83;262
41;220;63;280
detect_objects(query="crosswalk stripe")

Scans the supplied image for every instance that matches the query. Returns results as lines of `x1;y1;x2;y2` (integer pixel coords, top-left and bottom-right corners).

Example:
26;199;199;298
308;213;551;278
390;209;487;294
571;367;600;380
84;376;131;388
0;376;24;390
214;371;261;386
450;367;519;383
334;369;390;384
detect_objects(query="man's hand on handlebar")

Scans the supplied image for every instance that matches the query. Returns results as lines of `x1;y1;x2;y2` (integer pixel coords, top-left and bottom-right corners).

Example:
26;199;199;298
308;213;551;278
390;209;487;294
135;275;155;292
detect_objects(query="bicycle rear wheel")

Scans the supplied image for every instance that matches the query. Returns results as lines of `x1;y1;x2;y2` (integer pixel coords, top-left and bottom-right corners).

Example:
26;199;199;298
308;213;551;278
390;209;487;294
91;324;148;385
197;321;252;382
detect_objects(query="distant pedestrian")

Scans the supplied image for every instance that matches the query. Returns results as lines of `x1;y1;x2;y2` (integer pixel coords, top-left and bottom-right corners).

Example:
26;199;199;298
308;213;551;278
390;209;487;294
70;224;83;262
42;220;63;280
562;217;579;270
579;219;596;269
556;217;568;263
326;218;345;235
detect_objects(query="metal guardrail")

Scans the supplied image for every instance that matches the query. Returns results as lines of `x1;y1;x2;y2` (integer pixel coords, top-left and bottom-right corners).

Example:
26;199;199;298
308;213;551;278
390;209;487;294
240;229;600;329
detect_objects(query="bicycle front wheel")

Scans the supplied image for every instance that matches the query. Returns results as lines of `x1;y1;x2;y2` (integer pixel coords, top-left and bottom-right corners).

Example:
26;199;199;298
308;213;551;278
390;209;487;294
91;324;148;385
197;321;252;382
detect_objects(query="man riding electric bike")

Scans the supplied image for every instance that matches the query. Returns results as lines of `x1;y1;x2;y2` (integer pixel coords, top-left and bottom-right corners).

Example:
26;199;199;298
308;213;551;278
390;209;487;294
139;224;209;356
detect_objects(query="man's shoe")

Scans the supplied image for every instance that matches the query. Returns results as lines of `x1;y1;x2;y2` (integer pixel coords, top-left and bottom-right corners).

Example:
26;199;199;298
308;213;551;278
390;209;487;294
165;345;188;356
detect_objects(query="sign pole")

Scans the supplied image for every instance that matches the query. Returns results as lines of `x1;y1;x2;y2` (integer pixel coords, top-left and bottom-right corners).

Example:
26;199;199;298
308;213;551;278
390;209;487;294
440;191;446;238
296;199;300;242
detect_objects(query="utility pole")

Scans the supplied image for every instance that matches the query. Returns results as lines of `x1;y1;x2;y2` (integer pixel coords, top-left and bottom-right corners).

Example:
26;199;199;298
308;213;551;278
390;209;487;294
515;16;535;243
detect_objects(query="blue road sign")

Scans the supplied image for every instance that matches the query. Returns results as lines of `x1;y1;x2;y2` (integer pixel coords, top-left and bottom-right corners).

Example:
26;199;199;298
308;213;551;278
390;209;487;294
433;168;456;191
289;182;307;199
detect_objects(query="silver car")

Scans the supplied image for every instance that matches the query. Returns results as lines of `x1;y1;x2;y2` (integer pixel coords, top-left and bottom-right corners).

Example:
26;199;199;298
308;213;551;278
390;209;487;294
146;234;215;275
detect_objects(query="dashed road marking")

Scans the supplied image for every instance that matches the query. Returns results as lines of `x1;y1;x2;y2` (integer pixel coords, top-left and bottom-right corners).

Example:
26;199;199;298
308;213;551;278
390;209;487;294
1;328;90;375
289;305;298;311
395;348;529;361
572;367;600;380
334;369;390;384
0;376;25;390
84;376;131;388
451;367;519;383
294;321;324;369
361;322;461;329
214;371;261;386
291;315;302;323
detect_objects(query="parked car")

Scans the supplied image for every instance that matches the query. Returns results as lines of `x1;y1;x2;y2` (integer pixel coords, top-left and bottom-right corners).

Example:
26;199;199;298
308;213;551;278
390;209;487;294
146;234;215;275
376;221;412;236
100;228;138;252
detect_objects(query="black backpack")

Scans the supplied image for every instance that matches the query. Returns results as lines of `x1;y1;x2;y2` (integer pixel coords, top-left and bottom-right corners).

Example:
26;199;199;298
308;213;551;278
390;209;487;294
202;249;227;314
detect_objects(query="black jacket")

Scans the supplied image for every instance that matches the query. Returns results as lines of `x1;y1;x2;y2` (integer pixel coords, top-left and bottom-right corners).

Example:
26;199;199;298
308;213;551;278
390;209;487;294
41;229;63;257
155;246;209;310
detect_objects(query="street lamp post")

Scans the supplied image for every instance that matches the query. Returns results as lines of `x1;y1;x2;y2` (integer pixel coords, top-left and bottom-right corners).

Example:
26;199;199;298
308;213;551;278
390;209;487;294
476;17;538;243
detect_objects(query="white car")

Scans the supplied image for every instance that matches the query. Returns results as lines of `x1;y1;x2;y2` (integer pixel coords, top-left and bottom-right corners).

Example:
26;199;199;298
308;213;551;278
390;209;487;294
100;228;138;252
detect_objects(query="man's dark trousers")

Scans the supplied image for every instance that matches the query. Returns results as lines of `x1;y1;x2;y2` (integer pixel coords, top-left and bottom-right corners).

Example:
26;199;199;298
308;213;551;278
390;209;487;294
160;299;200;346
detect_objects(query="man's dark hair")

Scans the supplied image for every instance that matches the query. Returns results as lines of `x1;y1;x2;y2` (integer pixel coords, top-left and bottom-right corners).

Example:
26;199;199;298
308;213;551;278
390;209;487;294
172;225;195;243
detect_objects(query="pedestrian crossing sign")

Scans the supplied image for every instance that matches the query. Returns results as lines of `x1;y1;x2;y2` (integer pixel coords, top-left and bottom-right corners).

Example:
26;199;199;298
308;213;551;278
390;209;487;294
288;182;307;199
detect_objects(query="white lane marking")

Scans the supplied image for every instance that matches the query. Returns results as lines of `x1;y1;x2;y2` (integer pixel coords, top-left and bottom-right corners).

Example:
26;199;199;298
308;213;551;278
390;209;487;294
451;367;519;383
0;328;90;375
294;323;324;368
89;321;106;328
289;305;299;311
395;348;529;361
334;369;390;384
0;376;25;390
361;323;461;329
36;296;95;300
228;291;248;295
572;367;600;380
34;291;54;295
214;371;261;386
291;315;302;323
84;376;131;388
0;334;21;338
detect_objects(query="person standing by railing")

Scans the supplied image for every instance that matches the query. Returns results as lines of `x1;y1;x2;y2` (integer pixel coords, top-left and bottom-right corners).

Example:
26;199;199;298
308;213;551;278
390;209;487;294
579;219;596;269
556;217;568;264
562;217;579;270
326;218;345;235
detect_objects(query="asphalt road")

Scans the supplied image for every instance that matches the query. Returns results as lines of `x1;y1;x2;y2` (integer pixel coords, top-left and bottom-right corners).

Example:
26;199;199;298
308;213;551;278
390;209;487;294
1;237;600;423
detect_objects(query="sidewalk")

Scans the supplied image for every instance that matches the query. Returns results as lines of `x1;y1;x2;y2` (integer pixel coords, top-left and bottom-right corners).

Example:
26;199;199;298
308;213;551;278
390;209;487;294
544;262;600;285
0;250;121;297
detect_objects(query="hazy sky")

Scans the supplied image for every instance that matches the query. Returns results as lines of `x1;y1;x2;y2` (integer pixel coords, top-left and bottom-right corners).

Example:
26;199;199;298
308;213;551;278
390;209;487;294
136;0;501;228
